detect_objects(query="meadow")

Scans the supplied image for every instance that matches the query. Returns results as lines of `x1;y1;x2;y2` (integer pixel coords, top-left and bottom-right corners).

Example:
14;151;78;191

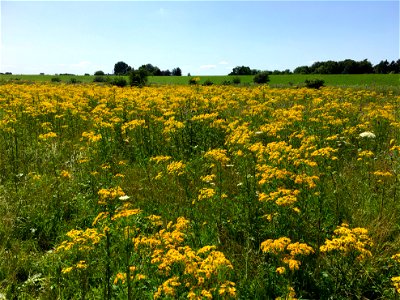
0;73;399;89
0;82;399;299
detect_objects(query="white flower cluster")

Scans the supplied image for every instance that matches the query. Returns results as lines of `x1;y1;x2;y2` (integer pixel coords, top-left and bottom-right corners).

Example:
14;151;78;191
359;131;376;138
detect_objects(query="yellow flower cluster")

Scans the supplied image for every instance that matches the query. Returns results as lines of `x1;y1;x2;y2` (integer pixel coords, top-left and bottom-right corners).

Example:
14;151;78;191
191;112;219;122
163;116;185;136
134;217;235;299
391;254;400;293
166;160;186;176
311;146;338;160
38;131;57;140
225;121;253;147
60;170;72;179
256;165;293;186
372;171;394;178
113;268;147;285
357;150;375;161
121;119;145;134
56;228;104;252
200;174;216;183
61;260;87;274
147;214;164;227
197;188;216;202
259;188;300;207
320;223;373;260
111;204;141;221
204;148;230;165
81;131;102;143
392;277;400;293
134;217;190;251
150;155;172;164
392;253;400;263
97;186;126;205
154;276;181;299
261;237;314;272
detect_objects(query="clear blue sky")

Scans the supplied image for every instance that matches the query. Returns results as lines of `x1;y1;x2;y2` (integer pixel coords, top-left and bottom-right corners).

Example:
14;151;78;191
1;1;399;75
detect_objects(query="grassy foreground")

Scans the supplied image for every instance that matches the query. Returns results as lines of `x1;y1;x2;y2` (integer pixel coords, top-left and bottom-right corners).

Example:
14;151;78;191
1;73;399;88
0;83;399;299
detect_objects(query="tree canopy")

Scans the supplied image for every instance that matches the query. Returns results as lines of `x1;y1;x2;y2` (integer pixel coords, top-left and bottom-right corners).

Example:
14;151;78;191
229;66;260;76
114;61;131;75
293;59;399;74
172;67;182;76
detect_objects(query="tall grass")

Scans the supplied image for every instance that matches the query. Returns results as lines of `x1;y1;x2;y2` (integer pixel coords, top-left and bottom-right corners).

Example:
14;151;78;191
0;83;399;299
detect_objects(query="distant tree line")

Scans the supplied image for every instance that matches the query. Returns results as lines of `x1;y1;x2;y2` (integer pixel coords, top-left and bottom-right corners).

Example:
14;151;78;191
229;66;291;76
229;66;261;76
293;59;400;74
229;59;400;76
90;61;183;87
113;61;182;77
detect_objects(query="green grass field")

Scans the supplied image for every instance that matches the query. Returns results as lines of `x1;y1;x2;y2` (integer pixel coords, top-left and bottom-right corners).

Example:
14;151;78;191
1;73;399;88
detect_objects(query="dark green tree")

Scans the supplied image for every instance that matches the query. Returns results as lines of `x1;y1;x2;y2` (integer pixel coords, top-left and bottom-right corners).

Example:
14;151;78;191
374;60;390;74
172;67;182;76
139;64;161;76
114;61;131;75
229;66;252;75
358;59;374;73
293;66;310;74
160;69;171;76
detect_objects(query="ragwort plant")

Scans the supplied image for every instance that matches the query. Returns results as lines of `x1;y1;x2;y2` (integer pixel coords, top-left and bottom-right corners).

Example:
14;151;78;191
0;83;399;298
55;185;236;299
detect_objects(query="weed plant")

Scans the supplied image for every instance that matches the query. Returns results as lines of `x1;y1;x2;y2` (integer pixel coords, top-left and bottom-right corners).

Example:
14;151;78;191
0;83;399;299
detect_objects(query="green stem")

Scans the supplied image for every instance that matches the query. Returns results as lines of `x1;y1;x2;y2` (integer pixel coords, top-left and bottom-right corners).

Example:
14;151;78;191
126;227;132;300
105;230;111;300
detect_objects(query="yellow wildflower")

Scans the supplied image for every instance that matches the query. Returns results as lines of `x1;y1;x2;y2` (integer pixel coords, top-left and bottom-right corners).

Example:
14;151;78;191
204;148;230;164
61;267;73;274
197;188;216;201
276;266;286;274
320;223;373;259
392;276;400;293
38;131;57;140
150;155;172;164
60;170;71;179
166;160;186;176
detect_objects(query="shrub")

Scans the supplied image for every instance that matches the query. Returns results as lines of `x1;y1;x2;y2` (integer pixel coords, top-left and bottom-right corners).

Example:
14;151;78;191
69;78;80;84
111;77;127;87
253;72;270;84
93;76;107;83
129;69;148;87
232;77;241;85
221;80;231;86
188;77;200;85
305;79;325;89
94;70;105;76
202;79;213;86
51;77;61;82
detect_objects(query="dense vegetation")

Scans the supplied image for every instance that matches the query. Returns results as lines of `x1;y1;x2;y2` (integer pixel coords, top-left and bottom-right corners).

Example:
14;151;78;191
228;59;400;76
0;74;399;89
294;59;400;75
0;83;399;299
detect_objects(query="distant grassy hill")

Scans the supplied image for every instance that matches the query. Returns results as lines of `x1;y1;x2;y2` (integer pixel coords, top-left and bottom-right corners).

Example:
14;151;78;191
0;73;398;88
